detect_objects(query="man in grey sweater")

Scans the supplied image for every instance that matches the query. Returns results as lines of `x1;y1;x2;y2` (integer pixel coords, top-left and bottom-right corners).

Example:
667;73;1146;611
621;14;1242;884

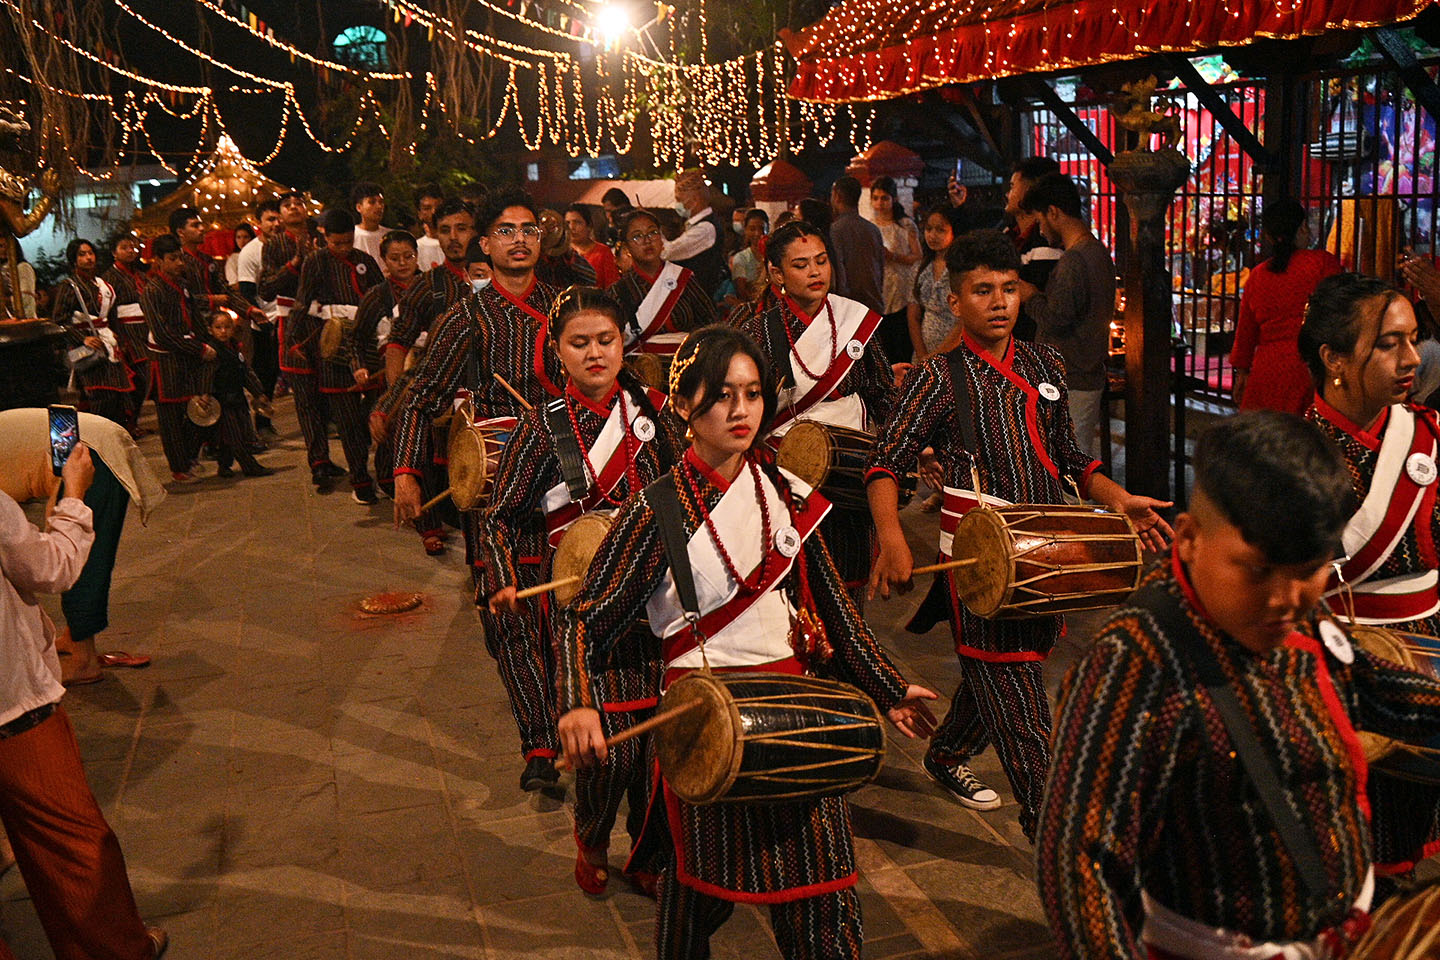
1016;174;1115;459
828;175;885;313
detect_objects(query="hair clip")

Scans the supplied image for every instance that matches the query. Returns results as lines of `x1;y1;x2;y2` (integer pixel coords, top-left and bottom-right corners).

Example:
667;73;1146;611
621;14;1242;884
668;346;700;398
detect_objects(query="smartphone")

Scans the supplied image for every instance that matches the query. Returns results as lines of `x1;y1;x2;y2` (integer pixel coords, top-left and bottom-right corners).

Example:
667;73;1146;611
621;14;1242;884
954;158;965;182
48;404;78;477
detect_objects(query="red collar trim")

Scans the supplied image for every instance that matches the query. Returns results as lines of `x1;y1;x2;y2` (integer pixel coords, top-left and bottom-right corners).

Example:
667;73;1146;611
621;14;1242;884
566;380;619;416
782;292;826;322
493;276;538;310
683;448;737;493
443;260;467;282
389;276;414;295
1313;394;1388;451
962;329;1015;369
115;262;145;281
634;264;660;285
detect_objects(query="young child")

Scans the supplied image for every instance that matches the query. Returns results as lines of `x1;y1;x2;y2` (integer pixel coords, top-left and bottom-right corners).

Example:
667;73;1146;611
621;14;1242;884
206;311;272;478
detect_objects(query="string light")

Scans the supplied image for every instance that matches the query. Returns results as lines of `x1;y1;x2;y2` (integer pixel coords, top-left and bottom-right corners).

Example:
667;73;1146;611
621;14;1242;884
192;0;411;80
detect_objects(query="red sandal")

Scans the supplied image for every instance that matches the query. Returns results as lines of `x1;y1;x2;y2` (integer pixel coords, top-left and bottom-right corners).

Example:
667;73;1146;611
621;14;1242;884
574;841;609;895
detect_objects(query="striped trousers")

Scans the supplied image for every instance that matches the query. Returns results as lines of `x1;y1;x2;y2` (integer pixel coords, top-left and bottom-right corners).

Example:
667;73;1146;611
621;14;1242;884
212;400;264;474
154;401;198;475
927;656;1052;841
287;372;332;469
477;566;558;761
327;390;377;489
655;865;862;960
574;706;652;857
0;707;152;960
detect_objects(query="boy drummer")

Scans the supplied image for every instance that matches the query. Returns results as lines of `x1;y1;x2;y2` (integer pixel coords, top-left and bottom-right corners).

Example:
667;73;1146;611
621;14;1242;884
865;230;1170;839
1038;411;1440;957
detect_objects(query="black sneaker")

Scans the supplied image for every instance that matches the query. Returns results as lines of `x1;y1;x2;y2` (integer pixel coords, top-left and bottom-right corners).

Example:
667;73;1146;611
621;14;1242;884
311;467;332;486
242;465;274;477
352;486;379;505
216;465;235;478
520;755;560;792
320;462;347;479
923;754;1002;811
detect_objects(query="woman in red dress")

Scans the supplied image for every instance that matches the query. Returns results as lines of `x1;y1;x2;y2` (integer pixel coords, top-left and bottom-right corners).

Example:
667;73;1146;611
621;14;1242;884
1230;199;1343;414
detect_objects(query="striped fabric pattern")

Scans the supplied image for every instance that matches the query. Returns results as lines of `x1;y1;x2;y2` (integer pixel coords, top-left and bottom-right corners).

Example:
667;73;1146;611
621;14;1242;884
1037;559;1440;957
611;266;717;341
388;263;467;352
293;248;383;392
139;274;204;402
101;263;151;363
257;228;312;304
50;274;136;394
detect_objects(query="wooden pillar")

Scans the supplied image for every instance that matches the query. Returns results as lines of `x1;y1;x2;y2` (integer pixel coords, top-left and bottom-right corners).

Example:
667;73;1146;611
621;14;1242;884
1109;147;1190;500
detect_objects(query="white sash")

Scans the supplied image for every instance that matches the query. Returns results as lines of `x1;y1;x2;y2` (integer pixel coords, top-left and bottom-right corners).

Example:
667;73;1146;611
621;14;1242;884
96;277;116;323
541;396;642;518
772;295;874;436
628;262;691;349
309;302;359;320
116;303;144;320
647;467;816;671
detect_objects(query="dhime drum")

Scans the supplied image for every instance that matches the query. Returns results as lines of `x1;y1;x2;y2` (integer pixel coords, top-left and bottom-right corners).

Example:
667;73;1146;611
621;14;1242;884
950;503;1143;618
654;671;885;805
446;408;516;511
775;420;914;511
549;514;613;606
1347;881;1440;958
1351;625;1440;784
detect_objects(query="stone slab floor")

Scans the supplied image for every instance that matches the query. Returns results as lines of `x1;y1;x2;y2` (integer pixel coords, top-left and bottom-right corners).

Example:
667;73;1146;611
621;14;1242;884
0;396;1117;959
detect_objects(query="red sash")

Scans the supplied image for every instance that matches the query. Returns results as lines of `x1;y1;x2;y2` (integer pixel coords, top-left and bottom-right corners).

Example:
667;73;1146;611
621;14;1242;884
631;264;692;344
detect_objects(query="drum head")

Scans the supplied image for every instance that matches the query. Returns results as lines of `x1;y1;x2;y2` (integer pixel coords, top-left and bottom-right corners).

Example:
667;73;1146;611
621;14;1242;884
447;423;490;511
775;421;832;491
950;507;1012;618
318;316;345;359
628;354;667;392
186;394;221;427
552;514;613;606
655;673;742;805
1353;626;1418;765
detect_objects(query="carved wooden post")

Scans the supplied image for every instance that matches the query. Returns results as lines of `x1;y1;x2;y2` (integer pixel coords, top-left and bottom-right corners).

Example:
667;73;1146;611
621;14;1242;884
1108;146;1189;500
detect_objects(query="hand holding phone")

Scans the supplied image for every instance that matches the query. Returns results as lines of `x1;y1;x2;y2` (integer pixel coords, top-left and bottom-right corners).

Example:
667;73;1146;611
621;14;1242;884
60;443;94;502
48;404;78;477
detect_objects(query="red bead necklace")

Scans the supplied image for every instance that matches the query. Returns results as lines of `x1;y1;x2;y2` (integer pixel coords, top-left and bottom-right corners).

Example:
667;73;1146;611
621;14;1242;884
681;454;773;594
565;388;640;507
780;297;837;382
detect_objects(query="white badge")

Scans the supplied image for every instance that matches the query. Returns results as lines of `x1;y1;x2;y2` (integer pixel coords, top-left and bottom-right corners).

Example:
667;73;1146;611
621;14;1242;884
1319;620;1355;664
1407;451;1437;486
632;416;656;442
775;526;801;558
356;263;368;275
845;338;864;360
663;275;677;289
1038;382;1061;402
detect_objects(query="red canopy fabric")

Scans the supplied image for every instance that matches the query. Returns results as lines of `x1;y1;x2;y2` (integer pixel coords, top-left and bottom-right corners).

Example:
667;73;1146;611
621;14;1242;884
782;0;1432;103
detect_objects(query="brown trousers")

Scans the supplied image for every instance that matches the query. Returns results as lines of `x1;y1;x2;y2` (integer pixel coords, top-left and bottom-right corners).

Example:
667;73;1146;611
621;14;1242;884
0;706;150;960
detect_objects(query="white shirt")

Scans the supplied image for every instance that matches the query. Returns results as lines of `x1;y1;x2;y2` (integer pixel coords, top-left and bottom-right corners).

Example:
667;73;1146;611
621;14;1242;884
417;235;444;272
0;492;92;725
353;225;385;272
662;206;717;263
236;235;265;285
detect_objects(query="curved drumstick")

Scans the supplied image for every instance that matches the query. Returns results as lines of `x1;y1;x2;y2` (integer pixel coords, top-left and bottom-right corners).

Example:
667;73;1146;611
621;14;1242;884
911;557;979;577
556;698;704;771
513;574;582;601
493;374;535;411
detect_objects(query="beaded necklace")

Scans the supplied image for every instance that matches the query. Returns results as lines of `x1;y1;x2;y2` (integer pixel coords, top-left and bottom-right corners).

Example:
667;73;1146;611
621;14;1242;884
681;453;774;594
780;296;836;382
565;386;640;507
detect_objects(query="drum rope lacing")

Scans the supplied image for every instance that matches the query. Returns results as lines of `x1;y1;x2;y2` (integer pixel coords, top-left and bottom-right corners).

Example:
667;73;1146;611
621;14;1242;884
564;388;641;508
779;297;838;383
680;453;777;596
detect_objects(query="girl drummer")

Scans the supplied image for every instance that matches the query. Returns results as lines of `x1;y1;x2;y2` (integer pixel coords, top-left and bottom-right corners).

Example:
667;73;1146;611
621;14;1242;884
610;209;717;359
554;325;937;959
479;285;682;895
1298;273;1440;879
738;221;899;604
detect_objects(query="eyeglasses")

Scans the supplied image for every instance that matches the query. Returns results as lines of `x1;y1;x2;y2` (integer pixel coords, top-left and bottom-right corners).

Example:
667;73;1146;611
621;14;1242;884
387;252;418;262
626;229;662;243
492;225;541;240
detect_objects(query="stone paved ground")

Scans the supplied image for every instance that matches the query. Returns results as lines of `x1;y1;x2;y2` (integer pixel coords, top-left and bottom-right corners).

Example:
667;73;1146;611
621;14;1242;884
0;396;1114;959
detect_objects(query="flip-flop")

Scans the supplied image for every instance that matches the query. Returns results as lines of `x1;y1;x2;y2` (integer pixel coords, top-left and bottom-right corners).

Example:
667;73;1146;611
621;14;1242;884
61;671;103;686
99;652;151;669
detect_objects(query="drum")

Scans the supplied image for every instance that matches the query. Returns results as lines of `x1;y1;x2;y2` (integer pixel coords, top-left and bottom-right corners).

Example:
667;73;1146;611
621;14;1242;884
446;412;515;511
628;354;667;393
1349;881;1440;958
1351;625;1440;784
550;513;612;606
186;394;221;427
950;503;1143;618
318;314;350;360
775;420;914;511
654;671;885;805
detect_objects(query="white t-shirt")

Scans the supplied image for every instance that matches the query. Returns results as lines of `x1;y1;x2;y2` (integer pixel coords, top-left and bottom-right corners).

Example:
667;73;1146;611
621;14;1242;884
353;226;385;273
236;235;278;318
417;235;444;272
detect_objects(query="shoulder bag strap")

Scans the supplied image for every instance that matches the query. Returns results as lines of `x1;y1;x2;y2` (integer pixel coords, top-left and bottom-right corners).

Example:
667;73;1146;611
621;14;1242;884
768;307;796;392
645;475;701;620
1130;582;1332;900
544;396;591;502
944;347;979;453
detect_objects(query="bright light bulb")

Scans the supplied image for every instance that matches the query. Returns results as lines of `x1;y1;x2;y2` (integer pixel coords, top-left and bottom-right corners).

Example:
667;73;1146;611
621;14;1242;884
595;4;630;44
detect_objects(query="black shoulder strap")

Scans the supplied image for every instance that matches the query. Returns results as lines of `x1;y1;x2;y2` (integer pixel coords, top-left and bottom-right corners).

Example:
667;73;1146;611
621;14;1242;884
645;474;701;620
1130;582;1331;900
544;397;591;502
944;347;979;453
767;306;796;391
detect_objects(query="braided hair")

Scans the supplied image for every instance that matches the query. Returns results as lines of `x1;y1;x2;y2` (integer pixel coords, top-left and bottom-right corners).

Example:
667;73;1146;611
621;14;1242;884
549;284;666;438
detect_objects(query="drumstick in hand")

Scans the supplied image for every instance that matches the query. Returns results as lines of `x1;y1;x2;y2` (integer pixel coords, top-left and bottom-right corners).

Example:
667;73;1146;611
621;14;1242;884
556;699;704;771
513;575;582;601
420;488;452;513
493;374;535;411
911;557;979;576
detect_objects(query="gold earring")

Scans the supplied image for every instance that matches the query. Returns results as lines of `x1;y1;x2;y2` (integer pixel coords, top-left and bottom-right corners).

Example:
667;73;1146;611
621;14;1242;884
1333;376;1343;388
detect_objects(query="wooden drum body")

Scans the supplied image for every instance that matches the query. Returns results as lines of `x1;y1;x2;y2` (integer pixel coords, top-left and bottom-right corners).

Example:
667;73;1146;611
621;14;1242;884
1348;882;1440;958
446;412;514;511
950;503;1143;619
1352;625;1440;784
654;671;885;805
776;420;912;511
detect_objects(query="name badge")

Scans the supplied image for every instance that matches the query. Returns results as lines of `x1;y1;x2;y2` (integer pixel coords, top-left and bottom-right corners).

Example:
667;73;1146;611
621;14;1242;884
775;526;801;558
845;338;864;360
356;263;368;275
1407;451;1437;486
1038;382;1061;402
633;416;656;442
663;276;677;289
1319;620;1354;664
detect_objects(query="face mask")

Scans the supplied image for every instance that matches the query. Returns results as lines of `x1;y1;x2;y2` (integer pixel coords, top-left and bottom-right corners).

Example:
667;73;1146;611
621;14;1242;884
732;222;744;235
674;202;690;217
471;278;490;293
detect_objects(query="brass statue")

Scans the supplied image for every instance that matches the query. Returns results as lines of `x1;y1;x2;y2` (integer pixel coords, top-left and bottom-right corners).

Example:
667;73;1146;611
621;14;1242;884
0;102;59;319
1111;76;1182;150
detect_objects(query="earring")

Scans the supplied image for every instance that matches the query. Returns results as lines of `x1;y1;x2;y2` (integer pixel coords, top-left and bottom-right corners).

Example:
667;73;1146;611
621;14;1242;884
685;426;694;442
1333;376;1343;388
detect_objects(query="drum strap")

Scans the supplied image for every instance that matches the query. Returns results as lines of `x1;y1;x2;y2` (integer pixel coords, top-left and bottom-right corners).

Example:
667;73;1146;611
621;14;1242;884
1132;582;1332;903
544;397;591;502
646;476;702;620
944;348;979;453
767;307;796;394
